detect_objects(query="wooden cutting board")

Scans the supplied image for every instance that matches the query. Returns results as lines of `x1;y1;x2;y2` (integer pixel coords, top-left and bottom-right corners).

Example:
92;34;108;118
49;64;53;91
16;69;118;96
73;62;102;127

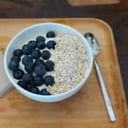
0;18;127;128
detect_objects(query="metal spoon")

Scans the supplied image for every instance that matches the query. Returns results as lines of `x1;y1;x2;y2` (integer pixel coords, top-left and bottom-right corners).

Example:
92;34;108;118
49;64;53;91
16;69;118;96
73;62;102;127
84;32;116;122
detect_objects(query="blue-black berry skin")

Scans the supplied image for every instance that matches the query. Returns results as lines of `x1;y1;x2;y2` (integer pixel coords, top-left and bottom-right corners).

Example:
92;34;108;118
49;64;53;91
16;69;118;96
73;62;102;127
41;50;51;60
24;62;34;73
37;41;46;50
8;60;19;71
11;55;21;62
44;75;55;86
26;83;34;91
13;49;22;57
46;31;55;38
47;40;56;49
36;36;45;42
22;55;33;65
17;80;27;89
28;40;37;49
31;49;41;59
45;60;54;71
22;44;32;55
22;73;33;82
30;86;39;94
34;64;46;76
40;89;51;95
34;59;44;66
27;85;39;94
33;76;44;86
13;69;24;80
26;83;39;94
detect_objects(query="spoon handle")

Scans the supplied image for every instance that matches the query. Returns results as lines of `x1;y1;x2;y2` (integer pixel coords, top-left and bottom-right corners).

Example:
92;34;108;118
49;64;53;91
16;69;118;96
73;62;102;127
94;59;116;122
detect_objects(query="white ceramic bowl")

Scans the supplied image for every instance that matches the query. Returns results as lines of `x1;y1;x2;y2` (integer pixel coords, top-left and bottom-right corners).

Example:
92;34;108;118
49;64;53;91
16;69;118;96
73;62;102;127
4;23;93;102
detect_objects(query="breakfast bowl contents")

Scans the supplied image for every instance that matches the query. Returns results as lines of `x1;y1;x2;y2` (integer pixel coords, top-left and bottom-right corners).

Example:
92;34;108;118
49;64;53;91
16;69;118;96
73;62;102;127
4;23;93;102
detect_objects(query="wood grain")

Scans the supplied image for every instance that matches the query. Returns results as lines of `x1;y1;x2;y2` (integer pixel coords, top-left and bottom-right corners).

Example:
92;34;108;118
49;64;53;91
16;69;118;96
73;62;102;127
0;18;127;128
68;0;119;6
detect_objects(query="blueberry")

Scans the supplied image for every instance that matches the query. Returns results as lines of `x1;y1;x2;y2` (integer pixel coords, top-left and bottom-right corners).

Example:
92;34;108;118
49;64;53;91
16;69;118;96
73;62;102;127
45;60;54;71
22;44;32;55
31;49;41;59
47;40;56;49
30;86;39;94
8;60;19;71
33;76;44;86
13;69;24;80
24;63;34;73
46;31;55;38
40;89;51;95
34;64;46;76
34;59;44;66
22;73;33;82
17;80;27;89
22;55;33;65
41;50;51;60
44;75;55;86
13;49;22;57
37;41;46;49
26;83;34;91
28;40;37;49
11;55;21;62
27;84;39;94
36;36;45;42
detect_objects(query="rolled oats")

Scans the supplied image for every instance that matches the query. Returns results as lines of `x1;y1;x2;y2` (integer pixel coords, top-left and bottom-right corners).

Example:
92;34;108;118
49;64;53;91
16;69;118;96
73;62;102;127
47;33;88;94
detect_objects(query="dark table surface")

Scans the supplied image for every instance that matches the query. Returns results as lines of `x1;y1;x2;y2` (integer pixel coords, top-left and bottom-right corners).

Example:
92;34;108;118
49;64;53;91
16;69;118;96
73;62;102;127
0;0;128;105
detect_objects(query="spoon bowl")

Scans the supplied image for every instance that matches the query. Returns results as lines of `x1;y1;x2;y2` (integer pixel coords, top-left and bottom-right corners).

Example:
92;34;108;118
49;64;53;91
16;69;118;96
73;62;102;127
84;32;100;56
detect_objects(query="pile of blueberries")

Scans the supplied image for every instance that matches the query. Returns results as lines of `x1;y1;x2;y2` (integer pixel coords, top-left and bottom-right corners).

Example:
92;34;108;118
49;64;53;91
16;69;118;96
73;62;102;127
8;31;57;95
